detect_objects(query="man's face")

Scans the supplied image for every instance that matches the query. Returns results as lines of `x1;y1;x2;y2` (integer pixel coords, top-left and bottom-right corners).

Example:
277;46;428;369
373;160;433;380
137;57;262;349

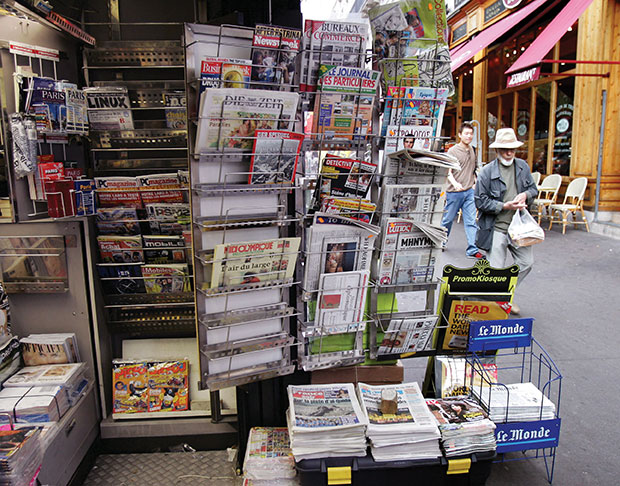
403;137;414;149
498;148;516;161
459;127;474;145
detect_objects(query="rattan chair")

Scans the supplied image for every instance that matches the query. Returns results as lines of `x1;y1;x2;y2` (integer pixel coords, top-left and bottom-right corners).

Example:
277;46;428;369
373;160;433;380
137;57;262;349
531;171;541;186
533;174;562;224
548;177;590;234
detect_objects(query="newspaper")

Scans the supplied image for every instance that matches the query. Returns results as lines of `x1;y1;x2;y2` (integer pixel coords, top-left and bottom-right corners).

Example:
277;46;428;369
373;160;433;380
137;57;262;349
380;183;444;225
384;124;434;168
313;270;369;334
251;25;301;87
303;213;379;299
384;148;459;185
210;237;300;288
195;88;299;154
300;20;368;92
377;314;437;355
249;130;304;184
435;356;498;398
472;382;556;422
319;197;376;224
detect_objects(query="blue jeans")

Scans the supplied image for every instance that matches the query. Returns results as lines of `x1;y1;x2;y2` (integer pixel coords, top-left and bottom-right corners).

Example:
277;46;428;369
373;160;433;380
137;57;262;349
441;188;479;256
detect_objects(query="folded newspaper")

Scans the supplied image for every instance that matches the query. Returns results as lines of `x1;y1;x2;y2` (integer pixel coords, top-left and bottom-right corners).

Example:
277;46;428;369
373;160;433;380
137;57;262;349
472;382;556;423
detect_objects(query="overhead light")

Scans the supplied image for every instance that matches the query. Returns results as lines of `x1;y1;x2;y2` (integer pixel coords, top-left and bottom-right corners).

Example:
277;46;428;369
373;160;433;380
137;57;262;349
469;70;473;74
567;26;572;31
506;53;510;57
521;46;526;51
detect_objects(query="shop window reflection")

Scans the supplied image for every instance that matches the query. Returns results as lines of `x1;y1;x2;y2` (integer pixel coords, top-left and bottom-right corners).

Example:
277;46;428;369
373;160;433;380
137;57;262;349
532;84;551;174
516;89;530;162
553;78;575;176
486;96;499;161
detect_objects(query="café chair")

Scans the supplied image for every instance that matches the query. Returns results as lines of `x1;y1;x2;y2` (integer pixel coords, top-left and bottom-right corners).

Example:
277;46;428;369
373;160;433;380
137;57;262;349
548;177;590;234
533;174;562;224
531;171;541;186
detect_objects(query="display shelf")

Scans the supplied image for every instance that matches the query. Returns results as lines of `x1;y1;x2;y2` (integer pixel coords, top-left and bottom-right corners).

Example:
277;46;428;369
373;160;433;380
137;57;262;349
100;414;237;439
103;291;194;307
198;278;296;297
90;129;187;149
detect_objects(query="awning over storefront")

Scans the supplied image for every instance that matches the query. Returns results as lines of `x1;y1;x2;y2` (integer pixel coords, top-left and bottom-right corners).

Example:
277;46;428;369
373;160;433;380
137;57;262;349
450;0;551;73
505;0;595;74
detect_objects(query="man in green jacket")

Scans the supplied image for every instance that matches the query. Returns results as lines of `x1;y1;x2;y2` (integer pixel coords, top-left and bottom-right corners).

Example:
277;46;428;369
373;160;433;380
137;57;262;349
474;128;538;315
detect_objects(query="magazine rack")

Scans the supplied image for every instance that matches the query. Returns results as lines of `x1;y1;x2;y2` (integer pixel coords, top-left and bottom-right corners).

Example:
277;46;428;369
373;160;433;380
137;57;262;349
184;23;303;399
466;318;562;483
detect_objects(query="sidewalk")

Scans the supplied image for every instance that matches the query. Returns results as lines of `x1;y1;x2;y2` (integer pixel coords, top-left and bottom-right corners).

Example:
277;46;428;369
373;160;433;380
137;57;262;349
432;220;620;485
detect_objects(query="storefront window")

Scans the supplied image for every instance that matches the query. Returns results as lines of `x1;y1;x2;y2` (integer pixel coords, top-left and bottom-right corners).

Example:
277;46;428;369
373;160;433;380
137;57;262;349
552;78;575;176
462;71;473;103
487;46;502;93
515;89;530;162
500;93;513;129
532;84;551;174
486;96;499;161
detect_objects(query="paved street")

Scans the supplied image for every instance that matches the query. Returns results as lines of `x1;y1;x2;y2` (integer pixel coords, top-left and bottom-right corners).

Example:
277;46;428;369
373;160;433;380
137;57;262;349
411;219;620;485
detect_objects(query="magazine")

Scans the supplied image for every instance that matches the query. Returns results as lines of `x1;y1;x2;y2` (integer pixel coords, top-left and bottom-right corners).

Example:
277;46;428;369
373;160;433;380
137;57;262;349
143;235;186;264
380;183;444;225
112;360;149;413
394;87;449;139
198;57;252;108
141;263;191;293
20;333;79;366
96;207;140;235
319;197;376;224
377;314;437;354
313;270;369;334
30;82;65;132
312;154;377;210
313;65;380;140
251;25;302;87
435;356;498;398
84;86;134;130
97;235;143;263
146;203;190;235
97;263;145;294
376;218;442;285
64;87;88;133
303;213;379;298
195;88;299;154
95;176;142;208
147;360;189;412
163;91;187;129
210;237;300;288
249;130;304;184
137;173;185;206
300;20;368;92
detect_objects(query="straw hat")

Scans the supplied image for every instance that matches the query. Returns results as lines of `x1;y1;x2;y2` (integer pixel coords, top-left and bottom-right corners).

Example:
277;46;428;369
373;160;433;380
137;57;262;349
489;128;524;149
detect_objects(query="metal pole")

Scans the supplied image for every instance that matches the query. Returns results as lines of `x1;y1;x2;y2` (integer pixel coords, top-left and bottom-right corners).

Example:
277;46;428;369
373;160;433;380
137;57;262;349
468;119;483;169
594;90;607;220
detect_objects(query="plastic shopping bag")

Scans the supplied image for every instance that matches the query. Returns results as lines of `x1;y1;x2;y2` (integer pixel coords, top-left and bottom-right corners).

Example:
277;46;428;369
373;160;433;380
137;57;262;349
508;209;545;247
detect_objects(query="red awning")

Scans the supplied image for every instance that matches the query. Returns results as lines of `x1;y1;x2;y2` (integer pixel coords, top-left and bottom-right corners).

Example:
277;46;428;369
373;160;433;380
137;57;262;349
450;0;551;73
506;0;595;74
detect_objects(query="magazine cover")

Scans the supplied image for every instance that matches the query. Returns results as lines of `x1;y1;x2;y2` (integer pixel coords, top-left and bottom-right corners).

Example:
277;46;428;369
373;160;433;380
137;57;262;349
97;235;143;263
142;235;186;264
376;218;438;285
96;207;141;235
249;130;304;184
146;203;191;235
113;360;149;413
300;20;368;92
95;176;142;208
288;383;367;429
377;315;437;355
251;24;301;86
380;184;443;224
210;237;300;288
147;360;189;412
20;339;71;366
314;270;369;334
198;57;252;108
426;397;489;425
64;87;88;133
163;91;187;129
142;263;191;293
195;88;299;153
137;173;184;206
31;86;66;132
84;87;134;130
312;155;377;210
319;197;376;224
97;263;145;294
384;124;434;164
398;87;449;138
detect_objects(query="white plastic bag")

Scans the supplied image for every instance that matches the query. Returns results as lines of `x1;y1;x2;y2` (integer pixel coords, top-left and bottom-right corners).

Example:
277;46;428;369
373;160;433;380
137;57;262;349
508;209;545;247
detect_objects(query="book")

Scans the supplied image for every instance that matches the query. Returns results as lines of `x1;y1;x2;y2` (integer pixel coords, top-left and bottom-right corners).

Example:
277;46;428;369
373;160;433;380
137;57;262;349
147;360;189;412
97;235;143;264
303;214;379;298
300;20;369;92
136;173;184;206
163;91;187;130
141;263;191;293
210;237;301;289
312;154;377;210
84;86;134;130
195;88;299;154
377;315;437;355
145;203;190;235
95;176;142;208
112;360;149;413
249;130;304;184
313;65;380;140
96;207;141;235
97;262;145;294
375;218;442;285
251;24;302;87
34;161;64;201
142;235;186;264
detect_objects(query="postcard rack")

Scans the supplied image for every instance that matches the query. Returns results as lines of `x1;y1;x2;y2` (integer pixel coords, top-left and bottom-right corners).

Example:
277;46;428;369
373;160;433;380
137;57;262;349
184;22;304;397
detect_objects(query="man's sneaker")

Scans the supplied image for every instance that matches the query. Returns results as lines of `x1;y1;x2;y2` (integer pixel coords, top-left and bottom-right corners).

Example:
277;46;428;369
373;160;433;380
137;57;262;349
510;303;521;315
466;252;485;259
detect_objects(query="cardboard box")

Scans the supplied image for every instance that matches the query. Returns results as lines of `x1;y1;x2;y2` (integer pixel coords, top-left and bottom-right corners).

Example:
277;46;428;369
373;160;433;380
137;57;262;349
311;361;404;386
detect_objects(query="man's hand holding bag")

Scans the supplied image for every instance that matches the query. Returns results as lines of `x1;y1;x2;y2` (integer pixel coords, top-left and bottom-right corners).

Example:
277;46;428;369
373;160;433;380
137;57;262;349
508;209;545;247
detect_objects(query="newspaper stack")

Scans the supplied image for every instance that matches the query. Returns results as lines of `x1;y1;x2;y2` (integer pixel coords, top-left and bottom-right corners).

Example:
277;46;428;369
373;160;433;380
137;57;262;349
357;382;441;462
0;426;43;486
473;382;556;423
426;397;496;457
243;427;298;486
0;385;70;423
384;149;460;185
287;384;368;460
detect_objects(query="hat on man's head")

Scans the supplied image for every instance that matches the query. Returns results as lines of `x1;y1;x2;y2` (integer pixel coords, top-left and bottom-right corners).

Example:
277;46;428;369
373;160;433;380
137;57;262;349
489;128;524;149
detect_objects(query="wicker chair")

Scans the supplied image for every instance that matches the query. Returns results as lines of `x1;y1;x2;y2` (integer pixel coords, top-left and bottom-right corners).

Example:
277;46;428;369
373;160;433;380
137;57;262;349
533;174;562;224
548;177;590;234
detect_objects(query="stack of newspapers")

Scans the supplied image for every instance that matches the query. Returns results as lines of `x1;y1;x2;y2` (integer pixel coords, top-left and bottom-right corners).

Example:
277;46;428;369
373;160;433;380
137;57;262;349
243;427;298;486
473;382;556;423
0;426;42;486
426;397;496;457
287;384;368;460
357;382;441;462
0;385;70;423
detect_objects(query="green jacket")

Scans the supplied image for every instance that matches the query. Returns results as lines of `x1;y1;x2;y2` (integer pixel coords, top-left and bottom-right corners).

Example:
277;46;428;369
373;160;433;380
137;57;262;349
474;158;538;251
